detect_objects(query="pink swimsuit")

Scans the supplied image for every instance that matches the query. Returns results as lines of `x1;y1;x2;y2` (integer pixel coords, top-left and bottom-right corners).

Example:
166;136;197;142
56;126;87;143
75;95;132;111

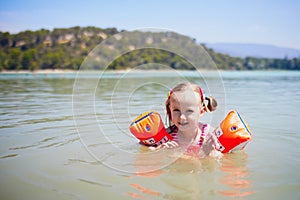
168;123;209;155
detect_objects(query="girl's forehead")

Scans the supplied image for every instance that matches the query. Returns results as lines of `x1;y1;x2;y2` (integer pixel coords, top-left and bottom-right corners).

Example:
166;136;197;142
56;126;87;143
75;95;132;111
170;91;201;106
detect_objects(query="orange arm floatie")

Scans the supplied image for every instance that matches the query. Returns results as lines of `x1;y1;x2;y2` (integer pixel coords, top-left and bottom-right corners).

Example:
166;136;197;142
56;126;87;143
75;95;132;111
129;111;173;146
213;110;252;153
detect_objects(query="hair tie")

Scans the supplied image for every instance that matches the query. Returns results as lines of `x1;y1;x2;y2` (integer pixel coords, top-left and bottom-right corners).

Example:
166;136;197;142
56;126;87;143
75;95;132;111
167;89;173;98
198;87;205;103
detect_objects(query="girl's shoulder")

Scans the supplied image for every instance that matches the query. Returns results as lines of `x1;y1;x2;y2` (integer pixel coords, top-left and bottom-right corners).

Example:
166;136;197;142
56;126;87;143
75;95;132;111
198;122;212;134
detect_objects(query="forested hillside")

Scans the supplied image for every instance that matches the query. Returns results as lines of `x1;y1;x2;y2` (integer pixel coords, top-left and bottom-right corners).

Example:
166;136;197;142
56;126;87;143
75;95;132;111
0;26;299;71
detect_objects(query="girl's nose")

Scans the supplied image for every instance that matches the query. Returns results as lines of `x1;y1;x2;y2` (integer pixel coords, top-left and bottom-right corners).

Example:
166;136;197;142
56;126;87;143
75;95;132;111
180;114;186;120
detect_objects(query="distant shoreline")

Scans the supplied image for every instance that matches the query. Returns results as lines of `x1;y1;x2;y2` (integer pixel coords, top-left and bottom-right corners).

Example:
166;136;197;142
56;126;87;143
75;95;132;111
0;69;214;74
0;69;77;74
0;69;294;75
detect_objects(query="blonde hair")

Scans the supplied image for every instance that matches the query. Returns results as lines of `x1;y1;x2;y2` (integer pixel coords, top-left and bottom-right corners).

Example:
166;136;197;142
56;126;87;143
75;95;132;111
165;83;217;126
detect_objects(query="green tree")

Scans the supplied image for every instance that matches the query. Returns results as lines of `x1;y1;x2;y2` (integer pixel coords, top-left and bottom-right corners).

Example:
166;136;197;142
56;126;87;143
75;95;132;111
8;48;22;70
21;49;37;69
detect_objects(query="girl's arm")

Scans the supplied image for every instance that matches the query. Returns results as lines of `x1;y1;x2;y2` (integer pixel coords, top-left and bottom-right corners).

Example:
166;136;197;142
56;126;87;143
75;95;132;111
148;140;179;150
199;132;222;158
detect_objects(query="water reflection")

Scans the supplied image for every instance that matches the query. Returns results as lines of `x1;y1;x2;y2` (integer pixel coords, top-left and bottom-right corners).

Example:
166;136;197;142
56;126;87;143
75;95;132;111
219;151;255;198
128;147;222;199
127;183;162;199
127;147;255;199
126;146;165;199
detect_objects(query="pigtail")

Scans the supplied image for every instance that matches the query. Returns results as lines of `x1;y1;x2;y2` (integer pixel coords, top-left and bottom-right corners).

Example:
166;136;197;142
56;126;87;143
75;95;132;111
165;94;173;127
204;96;218;112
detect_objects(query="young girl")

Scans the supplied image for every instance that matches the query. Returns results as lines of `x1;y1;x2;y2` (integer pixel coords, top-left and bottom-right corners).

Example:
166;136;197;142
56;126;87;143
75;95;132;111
155;82;221;158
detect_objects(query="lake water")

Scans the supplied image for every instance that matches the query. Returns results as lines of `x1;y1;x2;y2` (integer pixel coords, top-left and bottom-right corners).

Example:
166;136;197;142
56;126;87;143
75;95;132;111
0;70;299;200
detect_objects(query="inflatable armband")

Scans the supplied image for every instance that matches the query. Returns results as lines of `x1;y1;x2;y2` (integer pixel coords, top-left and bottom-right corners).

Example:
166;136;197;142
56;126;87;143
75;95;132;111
213;110;252;153
129;111;173;146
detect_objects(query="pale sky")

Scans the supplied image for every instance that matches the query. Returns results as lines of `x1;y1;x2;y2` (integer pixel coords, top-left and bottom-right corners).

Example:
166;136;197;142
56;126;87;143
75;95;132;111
1;0;299;49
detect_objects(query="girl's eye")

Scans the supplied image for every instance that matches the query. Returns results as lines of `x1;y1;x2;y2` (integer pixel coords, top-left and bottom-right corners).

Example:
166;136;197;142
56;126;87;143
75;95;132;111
187;110;194;113
173;109;180;112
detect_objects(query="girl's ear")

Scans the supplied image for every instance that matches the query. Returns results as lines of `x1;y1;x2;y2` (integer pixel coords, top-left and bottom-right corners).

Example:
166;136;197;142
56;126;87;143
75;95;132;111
199;106;206;117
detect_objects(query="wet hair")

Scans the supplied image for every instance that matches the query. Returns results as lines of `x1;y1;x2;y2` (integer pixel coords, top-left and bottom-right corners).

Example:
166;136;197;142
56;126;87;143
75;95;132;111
165;83;217;126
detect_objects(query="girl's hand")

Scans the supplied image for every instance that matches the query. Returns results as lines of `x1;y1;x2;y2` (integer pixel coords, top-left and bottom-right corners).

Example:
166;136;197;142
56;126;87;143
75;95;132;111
149;141;179;151
200;132;222;157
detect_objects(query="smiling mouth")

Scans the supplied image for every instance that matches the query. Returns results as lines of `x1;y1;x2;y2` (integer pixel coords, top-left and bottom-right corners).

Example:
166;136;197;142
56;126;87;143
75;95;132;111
178;122;189;126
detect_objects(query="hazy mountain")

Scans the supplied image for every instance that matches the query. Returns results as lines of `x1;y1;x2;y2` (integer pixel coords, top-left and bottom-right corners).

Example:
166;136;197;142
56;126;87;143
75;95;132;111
205;43;300;59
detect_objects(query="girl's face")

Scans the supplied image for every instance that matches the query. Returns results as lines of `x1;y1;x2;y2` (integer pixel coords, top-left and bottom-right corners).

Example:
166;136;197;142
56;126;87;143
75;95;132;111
169;90;205;132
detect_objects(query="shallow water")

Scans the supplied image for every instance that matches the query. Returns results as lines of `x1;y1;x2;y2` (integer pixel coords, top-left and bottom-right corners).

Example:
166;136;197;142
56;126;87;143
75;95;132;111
0;70;299;200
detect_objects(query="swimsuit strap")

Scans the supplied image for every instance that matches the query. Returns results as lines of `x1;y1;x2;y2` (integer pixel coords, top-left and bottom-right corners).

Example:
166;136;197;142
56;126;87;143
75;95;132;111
169;125;178;142
197;124;209;147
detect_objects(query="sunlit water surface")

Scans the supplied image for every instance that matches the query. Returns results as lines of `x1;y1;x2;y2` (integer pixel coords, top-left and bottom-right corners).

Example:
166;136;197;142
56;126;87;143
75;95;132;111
0;70;299;200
